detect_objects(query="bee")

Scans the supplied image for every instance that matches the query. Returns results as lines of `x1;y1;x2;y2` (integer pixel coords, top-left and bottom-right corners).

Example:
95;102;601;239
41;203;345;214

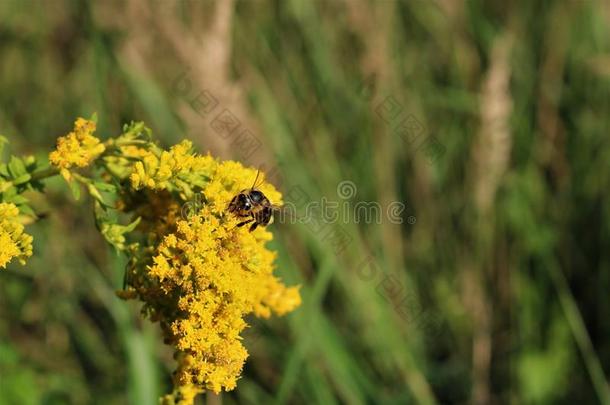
228;171;276;232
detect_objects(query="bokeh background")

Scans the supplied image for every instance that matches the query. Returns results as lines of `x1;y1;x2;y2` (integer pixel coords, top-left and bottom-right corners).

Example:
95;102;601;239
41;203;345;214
1;0;610;404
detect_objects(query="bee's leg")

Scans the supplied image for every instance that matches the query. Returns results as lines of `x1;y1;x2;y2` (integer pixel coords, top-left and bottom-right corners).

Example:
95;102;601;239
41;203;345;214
236;219;254;228
249;222;259;232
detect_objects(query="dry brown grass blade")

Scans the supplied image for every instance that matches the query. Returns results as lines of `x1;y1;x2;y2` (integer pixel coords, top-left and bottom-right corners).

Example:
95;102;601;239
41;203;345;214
467;32;514;405
472;35;513;216
116;0;271;163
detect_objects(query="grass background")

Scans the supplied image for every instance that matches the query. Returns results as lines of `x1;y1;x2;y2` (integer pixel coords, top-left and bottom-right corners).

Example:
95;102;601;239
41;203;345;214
1;0;610;404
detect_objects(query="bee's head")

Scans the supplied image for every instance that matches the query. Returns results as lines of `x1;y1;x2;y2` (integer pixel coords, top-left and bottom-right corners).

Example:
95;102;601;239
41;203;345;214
238;193;252;210
249;190;264;203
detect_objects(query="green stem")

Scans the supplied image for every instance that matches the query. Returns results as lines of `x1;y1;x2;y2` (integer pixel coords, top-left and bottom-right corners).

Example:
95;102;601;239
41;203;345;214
547;257;610;405
30;166;59;182
1;166;59;192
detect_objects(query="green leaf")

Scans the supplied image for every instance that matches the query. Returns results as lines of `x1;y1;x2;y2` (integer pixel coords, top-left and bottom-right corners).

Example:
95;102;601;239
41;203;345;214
123;216;142;233
87;183;106;205
0;164;9;178
120;121;151;142
2;185;16;199
12;174;31;186
69;181;81;200
100;217;141;251
93;181;117;192
7;156;26;178
9;195;28;205
18;204;35;217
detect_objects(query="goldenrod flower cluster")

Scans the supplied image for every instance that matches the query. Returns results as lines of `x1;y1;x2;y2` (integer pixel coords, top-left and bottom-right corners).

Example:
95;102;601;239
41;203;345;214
2;117;301;403
129;140;208;191
49;117;105;181
0;202;33;268
122;151;300;399
150;207;299;393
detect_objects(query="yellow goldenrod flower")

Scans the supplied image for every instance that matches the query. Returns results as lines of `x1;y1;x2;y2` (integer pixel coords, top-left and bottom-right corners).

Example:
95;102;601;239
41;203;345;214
49;117;105;181
129;140;205;191
0;202;33;268
145;209;299;393
122;157;300;397
128;142;281;206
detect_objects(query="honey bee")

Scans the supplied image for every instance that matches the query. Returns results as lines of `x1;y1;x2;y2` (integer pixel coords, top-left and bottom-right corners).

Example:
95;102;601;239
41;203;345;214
228;171;276;232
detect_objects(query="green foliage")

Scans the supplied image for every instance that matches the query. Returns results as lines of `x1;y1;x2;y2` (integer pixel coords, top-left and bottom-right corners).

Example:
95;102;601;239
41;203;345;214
0;154;47;217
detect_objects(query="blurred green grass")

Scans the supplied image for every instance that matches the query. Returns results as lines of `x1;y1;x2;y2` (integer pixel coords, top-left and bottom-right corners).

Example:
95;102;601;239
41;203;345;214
1;0;610;404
